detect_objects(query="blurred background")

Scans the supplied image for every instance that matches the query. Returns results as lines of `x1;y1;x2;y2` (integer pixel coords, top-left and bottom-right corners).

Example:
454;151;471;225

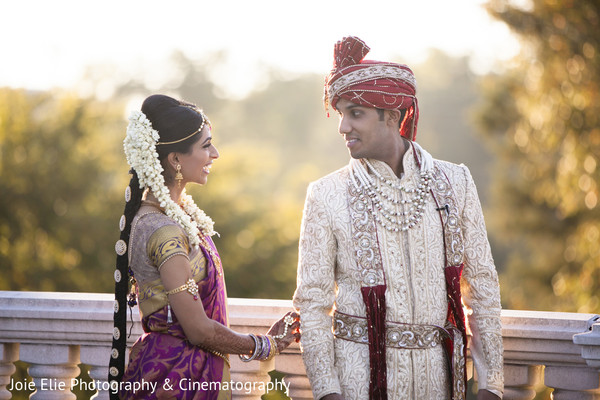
2;1;599;398
1;0;598;323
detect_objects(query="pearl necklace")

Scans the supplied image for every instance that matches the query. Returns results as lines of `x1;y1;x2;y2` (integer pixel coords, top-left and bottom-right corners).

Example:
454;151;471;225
351;159;433;232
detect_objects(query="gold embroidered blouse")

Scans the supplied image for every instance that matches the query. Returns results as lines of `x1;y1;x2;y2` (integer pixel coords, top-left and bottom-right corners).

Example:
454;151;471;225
129;211;207;319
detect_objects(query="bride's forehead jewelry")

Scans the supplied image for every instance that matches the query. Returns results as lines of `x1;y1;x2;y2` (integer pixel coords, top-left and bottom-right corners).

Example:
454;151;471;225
156;110;210;146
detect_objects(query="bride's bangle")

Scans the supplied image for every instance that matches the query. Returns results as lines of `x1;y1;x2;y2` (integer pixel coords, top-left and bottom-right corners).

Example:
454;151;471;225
239;334;260;362
265;335;278;360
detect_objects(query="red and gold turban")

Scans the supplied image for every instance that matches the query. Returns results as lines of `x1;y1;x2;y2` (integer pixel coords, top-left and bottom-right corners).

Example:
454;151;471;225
324;36;419;140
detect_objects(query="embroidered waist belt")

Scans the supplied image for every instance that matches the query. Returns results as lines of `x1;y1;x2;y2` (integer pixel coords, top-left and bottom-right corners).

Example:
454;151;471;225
333;311;447;349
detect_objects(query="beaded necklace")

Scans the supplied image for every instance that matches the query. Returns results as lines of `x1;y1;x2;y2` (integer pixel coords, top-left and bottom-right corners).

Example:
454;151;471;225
350;159;433;232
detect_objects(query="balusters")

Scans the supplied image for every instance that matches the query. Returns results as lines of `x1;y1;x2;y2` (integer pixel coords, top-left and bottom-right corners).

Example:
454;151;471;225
503;364;542;400
274;347;312;400
545;365;600;400
229;357;274;400
0;343;18;400
80;345;111;400
20;344;80;400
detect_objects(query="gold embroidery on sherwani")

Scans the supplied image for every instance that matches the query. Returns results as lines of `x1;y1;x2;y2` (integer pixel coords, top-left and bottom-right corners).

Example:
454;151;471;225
345;155;467;400
430;168;465;267
334;311;446;349
348;181;385;287
294;150;503;400
430;166;467;400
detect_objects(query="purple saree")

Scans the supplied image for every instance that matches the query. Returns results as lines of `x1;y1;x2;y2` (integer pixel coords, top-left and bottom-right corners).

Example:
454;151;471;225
120;237;229;400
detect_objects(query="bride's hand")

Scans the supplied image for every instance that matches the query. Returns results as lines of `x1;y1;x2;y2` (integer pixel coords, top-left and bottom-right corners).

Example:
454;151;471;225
267;311;300;353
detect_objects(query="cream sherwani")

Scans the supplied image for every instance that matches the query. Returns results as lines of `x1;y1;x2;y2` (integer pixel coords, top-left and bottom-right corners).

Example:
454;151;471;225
293;147;503;399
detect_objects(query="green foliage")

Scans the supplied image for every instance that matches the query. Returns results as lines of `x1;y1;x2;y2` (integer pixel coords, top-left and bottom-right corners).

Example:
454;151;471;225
477;0;600;312
190;142;308;299
414;50;496;202
184;72;346;299
0;88;127;292
1;48;499;303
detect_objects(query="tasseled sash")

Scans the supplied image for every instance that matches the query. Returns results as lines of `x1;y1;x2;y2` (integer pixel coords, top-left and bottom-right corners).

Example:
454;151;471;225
361;285;388;400
430;165;468;400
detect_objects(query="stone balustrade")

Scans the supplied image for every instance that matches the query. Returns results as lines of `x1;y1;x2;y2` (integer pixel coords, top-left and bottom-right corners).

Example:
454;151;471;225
502;310;600;399
0;291;599;399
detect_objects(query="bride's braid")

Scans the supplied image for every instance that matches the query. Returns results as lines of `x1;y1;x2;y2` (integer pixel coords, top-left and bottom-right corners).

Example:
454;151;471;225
108;169;143;394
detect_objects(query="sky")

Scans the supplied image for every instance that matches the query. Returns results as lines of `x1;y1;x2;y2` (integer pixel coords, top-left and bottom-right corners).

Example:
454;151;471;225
1;0;520;98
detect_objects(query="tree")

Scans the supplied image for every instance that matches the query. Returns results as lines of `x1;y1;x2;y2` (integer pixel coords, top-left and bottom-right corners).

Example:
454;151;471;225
189;72;345;299
0;88;127;292
476;0;600;312
1;48;498;303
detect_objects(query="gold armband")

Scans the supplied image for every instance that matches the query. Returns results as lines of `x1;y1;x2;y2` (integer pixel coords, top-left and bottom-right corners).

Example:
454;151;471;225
165;278;199;300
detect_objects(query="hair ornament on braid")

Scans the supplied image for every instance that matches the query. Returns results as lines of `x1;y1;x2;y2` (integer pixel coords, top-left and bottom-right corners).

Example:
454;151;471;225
123;110;216;249
109;170;143;395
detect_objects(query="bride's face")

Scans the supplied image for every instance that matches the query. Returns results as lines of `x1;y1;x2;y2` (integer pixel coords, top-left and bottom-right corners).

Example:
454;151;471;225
177;127;219;186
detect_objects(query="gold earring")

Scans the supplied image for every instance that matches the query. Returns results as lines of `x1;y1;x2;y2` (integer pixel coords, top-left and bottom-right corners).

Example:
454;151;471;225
175;164;183;188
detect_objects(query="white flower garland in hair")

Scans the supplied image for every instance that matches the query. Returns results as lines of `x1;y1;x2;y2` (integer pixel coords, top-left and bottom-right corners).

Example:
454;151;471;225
123;110;216;248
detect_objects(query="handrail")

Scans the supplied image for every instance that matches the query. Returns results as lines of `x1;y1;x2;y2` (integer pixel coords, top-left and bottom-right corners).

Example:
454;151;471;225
1;291;599;399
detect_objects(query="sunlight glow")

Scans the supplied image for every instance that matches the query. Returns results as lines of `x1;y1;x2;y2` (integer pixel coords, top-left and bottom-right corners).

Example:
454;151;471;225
1;0;520;98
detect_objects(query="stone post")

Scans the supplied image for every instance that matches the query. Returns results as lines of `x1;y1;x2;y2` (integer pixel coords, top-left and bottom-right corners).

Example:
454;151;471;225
274;345;311;400
573;320;600;371
0;343;19;400
503;364;542;400
558;319;600;400
229;357;274;400
545;365;600;400
80;345;111;400
20;344;80;400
